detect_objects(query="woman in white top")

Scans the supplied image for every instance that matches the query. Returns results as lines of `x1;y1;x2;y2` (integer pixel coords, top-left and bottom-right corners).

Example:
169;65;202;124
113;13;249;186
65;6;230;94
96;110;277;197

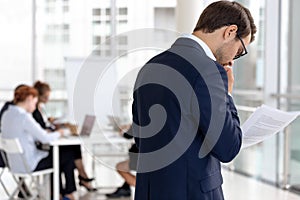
1;85;76;200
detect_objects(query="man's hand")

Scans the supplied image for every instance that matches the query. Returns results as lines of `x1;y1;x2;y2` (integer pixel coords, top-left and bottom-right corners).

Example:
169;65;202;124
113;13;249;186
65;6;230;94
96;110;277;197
223;65;234;94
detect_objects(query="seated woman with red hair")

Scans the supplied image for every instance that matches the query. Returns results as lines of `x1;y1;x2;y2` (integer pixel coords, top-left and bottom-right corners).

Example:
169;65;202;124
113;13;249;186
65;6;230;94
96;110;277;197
1;85;76;200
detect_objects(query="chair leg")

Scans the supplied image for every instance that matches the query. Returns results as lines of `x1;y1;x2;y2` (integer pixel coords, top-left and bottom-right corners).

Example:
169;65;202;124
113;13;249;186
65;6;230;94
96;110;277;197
0;179;10;196
30;176;40;200
36;175;42;200
35;174;50;200
0;169;11;196
9;177;29;200
42;174;52;200
9;176;21;199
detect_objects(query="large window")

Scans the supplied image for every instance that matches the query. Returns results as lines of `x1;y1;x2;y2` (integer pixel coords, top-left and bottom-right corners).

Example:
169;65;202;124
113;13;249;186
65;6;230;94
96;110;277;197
223;0;300;190
0;0;177;124
284;0;300;190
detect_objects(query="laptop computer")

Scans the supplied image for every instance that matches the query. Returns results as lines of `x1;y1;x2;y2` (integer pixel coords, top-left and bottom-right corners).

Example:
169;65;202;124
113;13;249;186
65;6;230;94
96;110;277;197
79;115;96;137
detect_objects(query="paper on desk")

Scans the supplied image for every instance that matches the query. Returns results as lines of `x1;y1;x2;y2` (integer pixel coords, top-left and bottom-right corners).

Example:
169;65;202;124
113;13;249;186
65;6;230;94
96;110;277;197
241;105;300;149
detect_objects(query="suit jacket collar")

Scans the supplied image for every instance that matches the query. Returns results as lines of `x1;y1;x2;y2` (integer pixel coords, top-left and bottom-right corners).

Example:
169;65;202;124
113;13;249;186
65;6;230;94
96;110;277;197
171;37;216;61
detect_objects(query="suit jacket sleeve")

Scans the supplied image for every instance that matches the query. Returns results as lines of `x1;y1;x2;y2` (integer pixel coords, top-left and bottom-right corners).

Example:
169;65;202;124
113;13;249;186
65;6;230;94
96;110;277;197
193;64;242;163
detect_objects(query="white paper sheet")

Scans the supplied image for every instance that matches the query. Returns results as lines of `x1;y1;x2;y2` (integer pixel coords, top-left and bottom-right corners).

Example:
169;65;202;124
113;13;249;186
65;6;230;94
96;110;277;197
241;105;300;149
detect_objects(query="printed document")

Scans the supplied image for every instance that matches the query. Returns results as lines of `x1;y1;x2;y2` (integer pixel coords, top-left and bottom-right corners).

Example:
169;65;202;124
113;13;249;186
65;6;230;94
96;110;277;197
241;105;300;149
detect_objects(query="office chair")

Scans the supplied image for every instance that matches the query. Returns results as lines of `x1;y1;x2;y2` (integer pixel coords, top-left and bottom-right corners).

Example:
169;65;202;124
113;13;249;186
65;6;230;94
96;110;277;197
0;137;53;199
0;149;12;197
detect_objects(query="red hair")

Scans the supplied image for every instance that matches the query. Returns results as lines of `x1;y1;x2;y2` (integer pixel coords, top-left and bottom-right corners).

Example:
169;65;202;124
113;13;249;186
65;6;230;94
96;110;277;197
14;85;38;104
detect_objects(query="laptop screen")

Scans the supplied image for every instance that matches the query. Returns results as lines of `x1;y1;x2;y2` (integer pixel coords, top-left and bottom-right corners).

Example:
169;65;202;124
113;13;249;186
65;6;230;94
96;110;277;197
80;115;96;136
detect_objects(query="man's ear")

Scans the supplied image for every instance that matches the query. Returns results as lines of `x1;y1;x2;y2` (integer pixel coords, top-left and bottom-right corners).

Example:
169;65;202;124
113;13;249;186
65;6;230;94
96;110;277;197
224;25;238;40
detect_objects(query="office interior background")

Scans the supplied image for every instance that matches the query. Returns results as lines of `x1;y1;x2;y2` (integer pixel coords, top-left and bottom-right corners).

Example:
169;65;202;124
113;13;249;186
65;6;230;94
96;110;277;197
0;0;300;199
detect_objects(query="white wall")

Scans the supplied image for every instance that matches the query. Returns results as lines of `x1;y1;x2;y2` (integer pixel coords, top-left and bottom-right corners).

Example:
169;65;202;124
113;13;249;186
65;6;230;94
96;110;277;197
0;0;33;92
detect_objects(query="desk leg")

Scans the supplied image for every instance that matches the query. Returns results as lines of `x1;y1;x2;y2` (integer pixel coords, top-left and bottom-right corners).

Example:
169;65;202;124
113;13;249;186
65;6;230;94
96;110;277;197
92;144;96;186
53;145;59;200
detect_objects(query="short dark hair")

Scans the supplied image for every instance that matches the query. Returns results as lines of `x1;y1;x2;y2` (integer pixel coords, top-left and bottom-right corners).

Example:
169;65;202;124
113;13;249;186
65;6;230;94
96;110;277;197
194;1;257;42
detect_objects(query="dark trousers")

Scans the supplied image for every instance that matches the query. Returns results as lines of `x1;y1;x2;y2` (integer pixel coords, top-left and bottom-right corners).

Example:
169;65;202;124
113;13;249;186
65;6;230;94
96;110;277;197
34;147;76;195
60;145;82;160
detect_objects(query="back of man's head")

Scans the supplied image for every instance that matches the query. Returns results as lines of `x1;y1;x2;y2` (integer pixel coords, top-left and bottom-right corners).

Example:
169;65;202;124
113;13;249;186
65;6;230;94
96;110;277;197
194;1;257;43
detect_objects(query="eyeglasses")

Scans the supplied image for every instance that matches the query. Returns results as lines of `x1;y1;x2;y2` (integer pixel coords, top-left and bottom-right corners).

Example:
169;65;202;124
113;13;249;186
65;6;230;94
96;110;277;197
233;33;248;60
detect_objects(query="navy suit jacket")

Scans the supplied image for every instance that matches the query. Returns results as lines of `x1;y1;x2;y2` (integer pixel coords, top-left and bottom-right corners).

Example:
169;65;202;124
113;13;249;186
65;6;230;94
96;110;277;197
132;38;242;200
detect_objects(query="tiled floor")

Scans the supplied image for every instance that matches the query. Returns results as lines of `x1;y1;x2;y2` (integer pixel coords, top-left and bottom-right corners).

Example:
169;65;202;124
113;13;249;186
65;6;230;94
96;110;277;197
0;145;300;200
222;170;300;200
71;169;300;200
0;169;300;200
72;169;300;200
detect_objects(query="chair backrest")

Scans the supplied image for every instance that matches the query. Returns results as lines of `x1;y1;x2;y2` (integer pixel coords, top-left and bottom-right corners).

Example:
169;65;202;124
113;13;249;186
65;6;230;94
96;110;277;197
0;138;23;154
0;137;31;173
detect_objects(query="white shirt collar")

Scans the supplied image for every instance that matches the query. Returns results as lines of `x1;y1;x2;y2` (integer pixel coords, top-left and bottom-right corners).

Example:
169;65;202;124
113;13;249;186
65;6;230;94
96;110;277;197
12;105;27;113
180;34;216;61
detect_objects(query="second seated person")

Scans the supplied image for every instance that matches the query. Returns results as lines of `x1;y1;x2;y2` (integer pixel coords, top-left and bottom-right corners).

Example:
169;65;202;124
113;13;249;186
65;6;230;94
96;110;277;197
32;81;97;191
1;85;76;200
106;124;138;198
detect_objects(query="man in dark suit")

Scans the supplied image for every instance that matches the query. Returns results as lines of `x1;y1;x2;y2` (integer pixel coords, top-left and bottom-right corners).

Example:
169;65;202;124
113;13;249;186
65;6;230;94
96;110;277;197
132;1;257;200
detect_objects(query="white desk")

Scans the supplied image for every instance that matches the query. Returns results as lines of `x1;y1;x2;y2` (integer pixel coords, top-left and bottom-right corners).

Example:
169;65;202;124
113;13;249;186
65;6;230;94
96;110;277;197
86;132;132;182
50;131;132;200
50;137;81;200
